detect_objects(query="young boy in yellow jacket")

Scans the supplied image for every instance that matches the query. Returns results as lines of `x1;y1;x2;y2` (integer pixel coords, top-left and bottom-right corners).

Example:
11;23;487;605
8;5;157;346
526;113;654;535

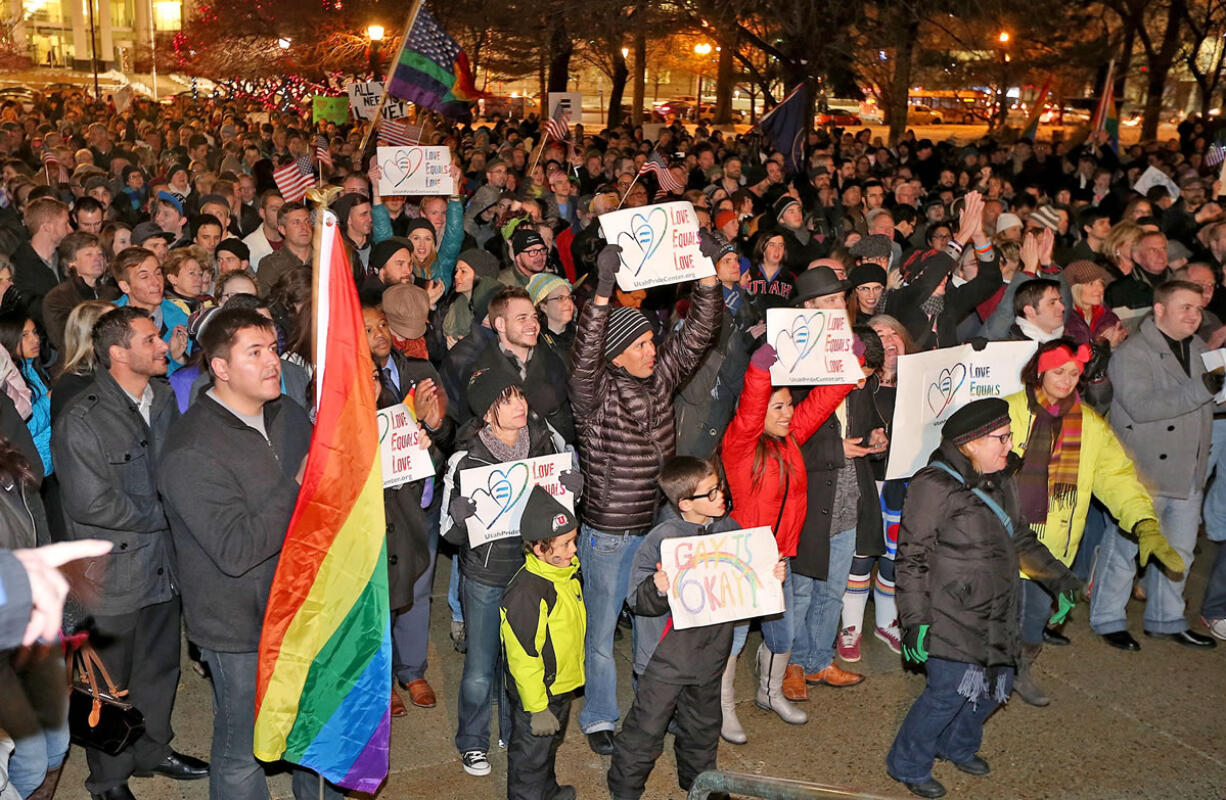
500;485;586;800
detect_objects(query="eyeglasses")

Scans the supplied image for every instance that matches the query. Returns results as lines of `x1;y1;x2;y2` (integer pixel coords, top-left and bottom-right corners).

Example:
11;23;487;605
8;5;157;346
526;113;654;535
543;294;573;305
687;484;726;502
987;431;1013;444
522;247;547;257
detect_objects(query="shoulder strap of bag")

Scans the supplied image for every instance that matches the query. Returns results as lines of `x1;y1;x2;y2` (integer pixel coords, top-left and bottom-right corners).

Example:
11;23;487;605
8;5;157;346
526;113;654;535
773;465;790;536
930;461;1015;537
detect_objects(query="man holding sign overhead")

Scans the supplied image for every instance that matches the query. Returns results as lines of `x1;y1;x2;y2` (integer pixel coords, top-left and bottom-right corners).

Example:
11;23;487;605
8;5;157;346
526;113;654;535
569;233;723;755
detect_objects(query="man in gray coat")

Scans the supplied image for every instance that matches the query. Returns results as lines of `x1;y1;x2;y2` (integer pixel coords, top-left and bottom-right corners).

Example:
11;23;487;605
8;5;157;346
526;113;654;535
1089;280;1219;650
52;306;208;800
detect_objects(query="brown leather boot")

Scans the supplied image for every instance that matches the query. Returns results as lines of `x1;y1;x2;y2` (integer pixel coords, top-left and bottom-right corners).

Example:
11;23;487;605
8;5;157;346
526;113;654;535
781;663;809;701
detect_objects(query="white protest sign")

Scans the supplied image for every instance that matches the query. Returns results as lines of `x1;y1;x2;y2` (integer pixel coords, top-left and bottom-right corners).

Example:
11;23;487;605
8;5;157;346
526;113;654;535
376;403;434;488
885;341;1037;480
598;201;715;291
658;526;784;630
460;453;575;547
375;146;455;196
1202;349;1226;403
347;81;409;121
548;92;582;120
1133;165;1180;201
766;308;862;386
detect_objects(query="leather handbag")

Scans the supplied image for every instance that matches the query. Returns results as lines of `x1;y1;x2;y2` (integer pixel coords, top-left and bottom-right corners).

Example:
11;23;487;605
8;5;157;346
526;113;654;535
68;643;145;756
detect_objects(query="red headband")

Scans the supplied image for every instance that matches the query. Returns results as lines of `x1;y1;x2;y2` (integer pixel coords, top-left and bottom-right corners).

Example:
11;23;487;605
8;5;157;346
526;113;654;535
1037;343;1091;375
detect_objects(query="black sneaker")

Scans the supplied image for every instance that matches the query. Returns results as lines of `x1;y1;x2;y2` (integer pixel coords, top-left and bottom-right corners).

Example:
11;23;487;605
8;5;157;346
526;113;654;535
460;750;490;777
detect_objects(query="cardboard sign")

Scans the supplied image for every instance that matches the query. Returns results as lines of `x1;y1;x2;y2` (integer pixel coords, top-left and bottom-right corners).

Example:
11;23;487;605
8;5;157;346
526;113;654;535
658;526;785;630
1133;165;1180;201
312;96;350;125
547;92;582;120
597;201;716;291
885;341;1037;480
460;453;576;547
375;146;455;196
347;81;410;121
376;403;434;488
766;308;862;386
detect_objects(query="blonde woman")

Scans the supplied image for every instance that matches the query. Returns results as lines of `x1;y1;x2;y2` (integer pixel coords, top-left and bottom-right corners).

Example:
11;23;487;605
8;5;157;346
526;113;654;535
51;300;115;420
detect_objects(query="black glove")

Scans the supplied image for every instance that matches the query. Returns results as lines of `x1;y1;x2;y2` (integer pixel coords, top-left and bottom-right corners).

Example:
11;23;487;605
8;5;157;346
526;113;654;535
449;496;477;524
1204;370;1225;397
966;336;989;352
698;228;723;261
596;243;622;298
558;468;583;497
1084;341;1111;383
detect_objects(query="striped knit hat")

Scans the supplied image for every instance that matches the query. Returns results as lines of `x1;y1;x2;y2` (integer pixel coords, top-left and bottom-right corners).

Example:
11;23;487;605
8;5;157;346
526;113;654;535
604;306;653;362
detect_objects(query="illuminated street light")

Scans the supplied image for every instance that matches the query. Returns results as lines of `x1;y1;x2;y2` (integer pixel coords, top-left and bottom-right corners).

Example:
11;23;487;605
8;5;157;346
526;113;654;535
278;37;291;49
694;42;712;55
998;31;1010;44
621;47;629;58
367;25;385;41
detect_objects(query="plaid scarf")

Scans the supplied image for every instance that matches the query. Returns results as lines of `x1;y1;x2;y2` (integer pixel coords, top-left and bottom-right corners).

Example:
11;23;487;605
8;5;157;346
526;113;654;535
1018;385;1082;526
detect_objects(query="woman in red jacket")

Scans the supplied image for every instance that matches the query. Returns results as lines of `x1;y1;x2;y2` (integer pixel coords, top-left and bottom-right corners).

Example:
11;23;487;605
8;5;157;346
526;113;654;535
721;343;852;728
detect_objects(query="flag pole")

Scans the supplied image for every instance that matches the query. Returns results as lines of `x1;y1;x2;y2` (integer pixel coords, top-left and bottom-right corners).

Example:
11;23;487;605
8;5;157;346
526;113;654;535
527;130;551;183
357;0;427;154
615;172;640;210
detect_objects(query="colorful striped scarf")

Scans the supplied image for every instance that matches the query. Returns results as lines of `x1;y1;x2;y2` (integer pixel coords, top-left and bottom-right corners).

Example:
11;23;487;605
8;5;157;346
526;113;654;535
1018;385;1082;525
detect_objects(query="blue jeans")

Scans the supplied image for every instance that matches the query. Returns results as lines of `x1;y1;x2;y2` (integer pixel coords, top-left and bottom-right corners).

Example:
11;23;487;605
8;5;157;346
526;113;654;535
730;622;749;657
392;503;440;683
455;577;513;753
448;556;464;623
1201;541;1226;621
1090;492;1202;635
578;525;644;734
1017;578;1053;646
198;650;342;800
760;561;795;655
1071;500;1108;582
886;658;1014;783
1202;419;1226;542
0;650;69;796
790;528;856;674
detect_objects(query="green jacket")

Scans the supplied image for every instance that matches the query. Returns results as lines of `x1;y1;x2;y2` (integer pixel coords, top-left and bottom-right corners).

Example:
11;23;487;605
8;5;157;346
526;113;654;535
1006;390;1156;568
499;554;586;713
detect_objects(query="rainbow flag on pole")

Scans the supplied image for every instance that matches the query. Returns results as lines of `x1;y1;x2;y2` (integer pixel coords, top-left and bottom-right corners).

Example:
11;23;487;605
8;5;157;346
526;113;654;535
1091;60;1119;150
253;209;390;793
1019;74;1053;141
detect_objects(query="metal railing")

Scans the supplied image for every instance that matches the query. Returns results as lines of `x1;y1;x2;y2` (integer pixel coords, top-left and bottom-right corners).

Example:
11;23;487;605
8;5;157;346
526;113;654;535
687;770;900;800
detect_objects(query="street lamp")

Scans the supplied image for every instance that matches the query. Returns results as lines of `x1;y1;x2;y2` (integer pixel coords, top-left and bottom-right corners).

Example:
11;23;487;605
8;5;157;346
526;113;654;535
998;31;1010;44
367;25;384;80
367;25;384;41
995;31;1010;128
278;37;291;50
693;42;713;120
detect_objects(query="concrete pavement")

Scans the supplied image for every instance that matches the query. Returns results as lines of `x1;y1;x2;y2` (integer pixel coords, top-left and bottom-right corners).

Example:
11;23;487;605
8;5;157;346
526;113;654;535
57;539;1226;799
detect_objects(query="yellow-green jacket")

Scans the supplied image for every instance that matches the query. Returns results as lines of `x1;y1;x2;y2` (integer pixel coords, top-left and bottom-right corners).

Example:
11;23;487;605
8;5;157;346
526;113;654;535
499;554;586;713
1006;390;1156;569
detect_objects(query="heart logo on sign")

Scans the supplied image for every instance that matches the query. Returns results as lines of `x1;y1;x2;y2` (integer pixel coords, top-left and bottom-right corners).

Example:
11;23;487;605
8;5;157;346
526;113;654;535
615;206;669;275
773;313;826;372
377;412;391;444
926;363;967;418
380;148;424;188
470;462;530;528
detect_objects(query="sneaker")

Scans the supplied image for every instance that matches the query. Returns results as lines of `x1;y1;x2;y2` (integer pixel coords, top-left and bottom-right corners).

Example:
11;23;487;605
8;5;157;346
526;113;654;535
875;623;902;654
837;627;861;662
450;620;467;654
460;750;491;777
497;738;507;750
1204;617;1226;641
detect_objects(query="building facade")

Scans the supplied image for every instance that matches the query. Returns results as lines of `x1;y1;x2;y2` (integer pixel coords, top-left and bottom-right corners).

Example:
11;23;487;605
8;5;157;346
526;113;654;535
12;0;186;71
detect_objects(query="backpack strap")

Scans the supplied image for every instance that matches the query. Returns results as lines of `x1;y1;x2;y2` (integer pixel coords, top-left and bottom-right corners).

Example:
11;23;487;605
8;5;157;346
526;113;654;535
930;461;1015;537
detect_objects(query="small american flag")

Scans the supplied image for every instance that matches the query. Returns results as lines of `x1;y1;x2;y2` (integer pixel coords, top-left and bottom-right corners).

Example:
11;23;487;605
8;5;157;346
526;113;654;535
639;153;684;195
42;151;69;184
314;134;333;169
545;102;570;142
274;156;315;203
1207;141;1226;168
378;118;422;147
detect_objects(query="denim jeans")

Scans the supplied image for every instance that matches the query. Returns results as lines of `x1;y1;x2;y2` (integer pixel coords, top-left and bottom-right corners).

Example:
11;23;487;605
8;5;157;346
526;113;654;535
455;577;513;753
448;556;464;623
1071;500;1108;582
1089;492;1202;635
886;657;1014;783
1202;419;1226;542
760;561;795;655
1201;541;1226;621
0;649;68;796
730;622;750;657
198;650;342;800
578;525;644;734
392;503;440;683
790;528;856;674
1016;578;1054;646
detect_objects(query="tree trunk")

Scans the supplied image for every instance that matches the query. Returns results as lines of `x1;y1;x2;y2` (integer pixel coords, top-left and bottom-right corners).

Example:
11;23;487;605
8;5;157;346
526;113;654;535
714;37;735;125
885;19;919;145
607;48;628;128
631;26;646;125
1141;0;1185;141
547;23;572;93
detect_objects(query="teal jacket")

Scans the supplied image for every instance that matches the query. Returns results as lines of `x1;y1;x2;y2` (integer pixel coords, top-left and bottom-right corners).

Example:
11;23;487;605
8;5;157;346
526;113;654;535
373;197;464;292
115;295;191;375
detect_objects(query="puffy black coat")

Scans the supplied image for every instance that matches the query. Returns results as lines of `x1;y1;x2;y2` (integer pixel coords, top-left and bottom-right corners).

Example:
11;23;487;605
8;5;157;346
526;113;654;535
569;283;721;532
895;442;1077;667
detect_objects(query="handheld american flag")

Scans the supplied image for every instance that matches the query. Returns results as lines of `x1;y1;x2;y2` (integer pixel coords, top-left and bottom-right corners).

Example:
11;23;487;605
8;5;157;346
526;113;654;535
274;156;315;203
377;118;422;147
639;153;685;196
545;102;571;142
314;135;333;169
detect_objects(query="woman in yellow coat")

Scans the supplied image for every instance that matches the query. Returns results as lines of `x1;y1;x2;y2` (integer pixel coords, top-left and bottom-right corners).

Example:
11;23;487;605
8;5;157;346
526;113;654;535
1005;338;1160;707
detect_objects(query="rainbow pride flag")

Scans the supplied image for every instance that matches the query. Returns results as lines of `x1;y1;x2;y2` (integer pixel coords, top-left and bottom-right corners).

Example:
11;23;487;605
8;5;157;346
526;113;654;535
1019;74;1053;141
253;209;390;793
385;6;483;122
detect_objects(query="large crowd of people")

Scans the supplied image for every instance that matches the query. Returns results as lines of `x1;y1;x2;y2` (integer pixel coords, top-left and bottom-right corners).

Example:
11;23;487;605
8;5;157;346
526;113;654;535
0;85;1223;800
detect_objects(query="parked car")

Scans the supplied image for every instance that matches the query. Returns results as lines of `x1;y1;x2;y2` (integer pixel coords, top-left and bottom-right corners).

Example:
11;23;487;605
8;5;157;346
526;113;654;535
817;109;862;126
907;104;943;124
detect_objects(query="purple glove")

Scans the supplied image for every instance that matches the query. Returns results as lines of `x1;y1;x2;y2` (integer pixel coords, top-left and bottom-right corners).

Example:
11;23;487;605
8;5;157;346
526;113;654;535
750;343;778;371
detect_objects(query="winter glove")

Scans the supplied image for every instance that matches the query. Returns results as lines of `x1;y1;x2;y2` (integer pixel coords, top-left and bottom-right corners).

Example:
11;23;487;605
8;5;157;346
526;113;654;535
559;468;583;497
596;243;622;298
449;496;477;525
901;624;929;664
1204;370;1225;397
966;336;990;352
750;343;778;371
1134;519;1186;573
529;709;560;736
698;228;724;261
1048;588;1078;626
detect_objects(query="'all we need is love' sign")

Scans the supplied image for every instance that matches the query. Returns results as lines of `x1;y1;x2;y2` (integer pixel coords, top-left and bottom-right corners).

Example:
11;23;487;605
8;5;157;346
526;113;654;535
376;146;455;196
598;201;716;291
459;453;576;547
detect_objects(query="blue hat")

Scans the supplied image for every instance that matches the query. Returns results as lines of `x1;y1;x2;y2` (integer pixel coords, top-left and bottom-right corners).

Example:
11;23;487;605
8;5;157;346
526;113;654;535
156;190;183;215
